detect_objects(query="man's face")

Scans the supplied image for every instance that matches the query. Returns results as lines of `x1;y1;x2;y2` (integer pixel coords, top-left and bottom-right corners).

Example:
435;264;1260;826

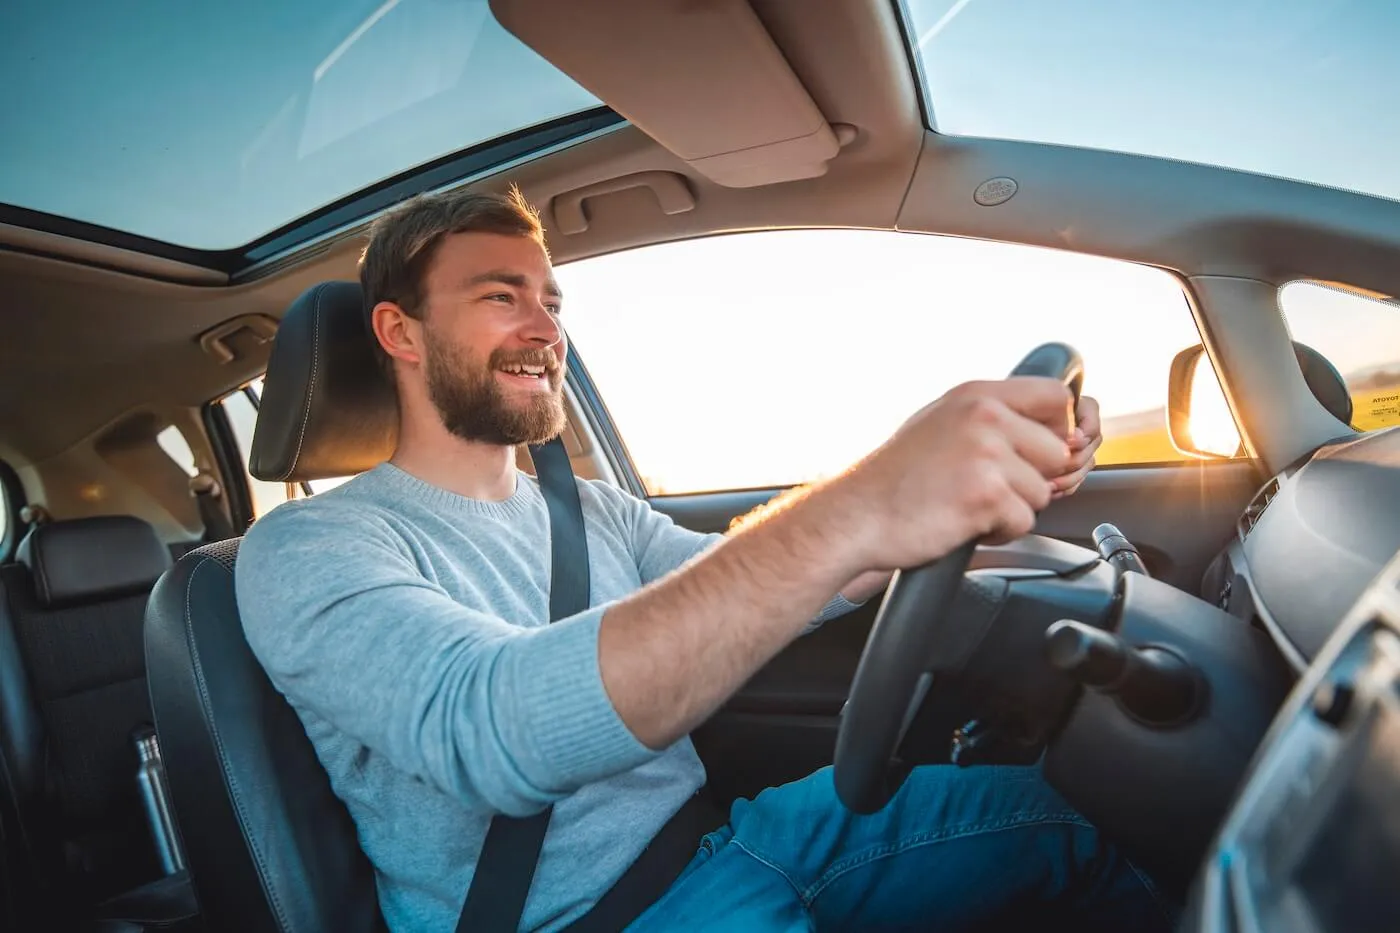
415;232;567;446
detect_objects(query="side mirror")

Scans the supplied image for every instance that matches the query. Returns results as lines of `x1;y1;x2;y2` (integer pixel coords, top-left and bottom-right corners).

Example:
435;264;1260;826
1167;347;1244;458
1167;342;1353;458
1292;342;1354;425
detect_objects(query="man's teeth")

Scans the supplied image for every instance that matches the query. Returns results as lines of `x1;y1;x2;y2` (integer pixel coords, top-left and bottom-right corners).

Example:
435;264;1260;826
501;363;548;378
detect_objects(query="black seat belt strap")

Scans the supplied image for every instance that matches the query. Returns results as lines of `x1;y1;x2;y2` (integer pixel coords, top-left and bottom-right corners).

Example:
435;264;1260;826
457;435;589;933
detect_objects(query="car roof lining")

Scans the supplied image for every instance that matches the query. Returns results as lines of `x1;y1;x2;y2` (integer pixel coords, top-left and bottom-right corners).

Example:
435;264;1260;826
3;0;1400;472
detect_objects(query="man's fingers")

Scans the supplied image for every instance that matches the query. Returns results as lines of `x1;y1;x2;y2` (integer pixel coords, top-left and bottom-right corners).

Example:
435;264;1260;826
1053;461;1093;495
1000;448;1056;514
1059;431;1102;479
1051;433;1100;499
1073;395;1102;447
991;404;1072;478
985;376;1077;439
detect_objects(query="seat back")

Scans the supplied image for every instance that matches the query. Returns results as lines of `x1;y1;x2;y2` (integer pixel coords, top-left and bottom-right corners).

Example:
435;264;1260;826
144;540;386;933
0;516;176;909
144;281;395;931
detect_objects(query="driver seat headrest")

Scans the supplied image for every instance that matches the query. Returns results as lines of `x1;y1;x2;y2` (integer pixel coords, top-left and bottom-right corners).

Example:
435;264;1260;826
249;281;398;484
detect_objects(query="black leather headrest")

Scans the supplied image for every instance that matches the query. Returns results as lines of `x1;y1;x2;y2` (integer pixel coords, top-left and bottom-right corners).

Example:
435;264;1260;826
249;281;398;483
17;515;171;607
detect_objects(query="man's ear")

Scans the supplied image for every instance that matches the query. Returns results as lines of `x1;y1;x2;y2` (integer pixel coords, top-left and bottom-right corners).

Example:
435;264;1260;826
371;301;424;367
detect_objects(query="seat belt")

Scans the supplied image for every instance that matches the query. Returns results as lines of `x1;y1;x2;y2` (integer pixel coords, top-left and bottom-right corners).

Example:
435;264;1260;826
457;435;588;933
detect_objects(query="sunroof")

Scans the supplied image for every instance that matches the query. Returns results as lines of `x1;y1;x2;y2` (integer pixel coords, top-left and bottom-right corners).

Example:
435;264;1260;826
0;0;600;250
902;0;1400;204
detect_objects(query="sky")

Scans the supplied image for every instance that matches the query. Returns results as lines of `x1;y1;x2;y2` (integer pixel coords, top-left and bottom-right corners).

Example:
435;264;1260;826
0;0;598;247
905;0;1400;206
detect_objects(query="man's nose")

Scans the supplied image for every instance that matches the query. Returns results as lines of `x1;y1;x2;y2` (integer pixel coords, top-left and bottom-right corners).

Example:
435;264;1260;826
521;298;563;348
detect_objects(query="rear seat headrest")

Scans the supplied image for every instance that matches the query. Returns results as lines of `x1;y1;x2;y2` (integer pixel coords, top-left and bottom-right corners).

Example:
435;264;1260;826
17;516;172;608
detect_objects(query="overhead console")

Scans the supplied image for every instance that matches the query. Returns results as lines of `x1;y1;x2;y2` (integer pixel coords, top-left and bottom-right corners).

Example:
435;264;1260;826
490;0;850;187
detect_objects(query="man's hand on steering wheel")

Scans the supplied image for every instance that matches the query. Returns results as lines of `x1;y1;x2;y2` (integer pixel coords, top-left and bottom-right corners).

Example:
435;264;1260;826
838;390;1098;604
835;377;1076;574
1052;395;1102;500
834;344;1088;814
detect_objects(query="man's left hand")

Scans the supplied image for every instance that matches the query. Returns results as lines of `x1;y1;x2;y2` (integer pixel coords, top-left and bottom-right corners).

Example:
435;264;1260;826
1051;395;1102;499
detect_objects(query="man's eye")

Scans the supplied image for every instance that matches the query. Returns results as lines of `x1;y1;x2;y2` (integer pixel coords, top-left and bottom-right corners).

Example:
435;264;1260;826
545;304;562;316
486;293;512;303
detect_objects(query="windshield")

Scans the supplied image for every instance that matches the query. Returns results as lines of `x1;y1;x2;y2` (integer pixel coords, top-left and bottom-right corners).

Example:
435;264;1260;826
0;0;600;249
902;0;1400;203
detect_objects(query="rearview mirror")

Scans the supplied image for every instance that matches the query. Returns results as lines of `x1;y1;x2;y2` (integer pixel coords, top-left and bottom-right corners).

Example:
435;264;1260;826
1167;342;1353;458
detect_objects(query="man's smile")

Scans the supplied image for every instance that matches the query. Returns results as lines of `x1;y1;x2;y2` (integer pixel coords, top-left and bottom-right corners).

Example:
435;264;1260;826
494;360;557;392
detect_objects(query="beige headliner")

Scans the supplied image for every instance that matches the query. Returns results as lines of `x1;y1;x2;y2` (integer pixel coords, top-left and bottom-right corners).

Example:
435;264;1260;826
3;0;1398;479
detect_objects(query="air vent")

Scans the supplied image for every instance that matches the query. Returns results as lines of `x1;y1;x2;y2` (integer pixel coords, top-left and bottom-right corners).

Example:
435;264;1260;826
1238;477;1281;538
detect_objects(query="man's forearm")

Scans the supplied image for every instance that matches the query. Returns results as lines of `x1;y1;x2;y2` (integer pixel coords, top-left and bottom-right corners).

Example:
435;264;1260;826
599;482;866;749
728;485;890;614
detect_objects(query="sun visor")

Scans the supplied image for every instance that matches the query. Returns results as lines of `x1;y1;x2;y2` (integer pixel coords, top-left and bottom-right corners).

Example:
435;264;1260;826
491;0;841;187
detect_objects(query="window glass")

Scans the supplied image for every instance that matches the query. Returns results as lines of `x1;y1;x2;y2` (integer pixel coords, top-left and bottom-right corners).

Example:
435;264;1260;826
1;0;600;247
219;377;355;516
555;230;1235;496
1280;282;1400;431
156;425;199;477
901;0;1400;205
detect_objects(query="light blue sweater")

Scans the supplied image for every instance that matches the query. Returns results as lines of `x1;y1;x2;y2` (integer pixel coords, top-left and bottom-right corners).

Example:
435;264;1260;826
235;463;858;932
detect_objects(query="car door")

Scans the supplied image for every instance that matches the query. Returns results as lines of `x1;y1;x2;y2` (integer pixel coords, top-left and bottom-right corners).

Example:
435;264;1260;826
555;228;1263;801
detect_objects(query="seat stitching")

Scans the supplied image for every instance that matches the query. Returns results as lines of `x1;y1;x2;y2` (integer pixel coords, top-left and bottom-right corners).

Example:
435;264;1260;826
181;558;294;931
278;285;325;481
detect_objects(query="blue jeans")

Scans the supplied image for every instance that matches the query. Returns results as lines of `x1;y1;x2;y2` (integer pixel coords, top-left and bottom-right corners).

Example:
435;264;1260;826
626;764;1175;932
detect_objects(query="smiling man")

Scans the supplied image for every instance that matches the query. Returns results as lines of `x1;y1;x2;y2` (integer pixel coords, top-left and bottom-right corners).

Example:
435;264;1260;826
234;187;1170;932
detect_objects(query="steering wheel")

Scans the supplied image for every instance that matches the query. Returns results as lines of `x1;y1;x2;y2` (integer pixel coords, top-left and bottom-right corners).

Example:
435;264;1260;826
833;343;1085;814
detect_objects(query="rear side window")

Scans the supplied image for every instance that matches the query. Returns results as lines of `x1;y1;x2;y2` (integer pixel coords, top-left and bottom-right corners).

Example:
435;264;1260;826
1280;281;1400;431
217;378;353;517
156;426;198;478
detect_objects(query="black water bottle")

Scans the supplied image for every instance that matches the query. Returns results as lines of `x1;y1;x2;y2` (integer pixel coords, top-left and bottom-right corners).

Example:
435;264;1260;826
133;726;186;875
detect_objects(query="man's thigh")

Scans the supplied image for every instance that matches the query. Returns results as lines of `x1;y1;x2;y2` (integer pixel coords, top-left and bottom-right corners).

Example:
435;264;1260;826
628;764;1171;932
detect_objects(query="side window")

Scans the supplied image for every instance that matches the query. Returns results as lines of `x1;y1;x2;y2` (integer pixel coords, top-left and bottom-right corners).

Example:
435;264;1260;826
217;377;353;517
1279;281;1400;431
555;230;1235;496
156;425;199;479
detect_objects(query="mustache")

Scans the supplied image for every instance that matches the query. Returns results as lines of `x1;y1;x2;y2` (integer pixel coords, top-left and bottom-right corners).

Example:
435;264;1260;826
489;348;561;373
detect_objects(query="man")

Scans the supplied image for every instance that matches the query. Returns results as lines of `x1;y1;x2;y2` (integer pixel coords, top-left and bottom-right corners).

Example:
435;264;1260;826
236;188;1170;932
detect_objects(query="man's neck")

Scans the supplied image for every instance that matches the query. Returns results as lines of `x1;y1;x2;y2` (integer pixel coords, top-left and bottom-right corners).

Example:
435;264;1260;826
389;419;519;502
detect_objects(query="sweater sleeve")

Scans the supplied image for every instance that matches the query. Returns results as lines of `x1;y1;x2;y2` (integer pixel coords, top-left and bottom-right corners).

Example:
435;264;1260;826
234;501;660;818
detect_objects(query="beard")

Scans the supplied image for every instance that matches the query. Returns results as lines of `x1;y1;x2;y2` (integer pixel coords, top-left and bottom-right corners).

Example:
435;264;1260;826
423;336;566;446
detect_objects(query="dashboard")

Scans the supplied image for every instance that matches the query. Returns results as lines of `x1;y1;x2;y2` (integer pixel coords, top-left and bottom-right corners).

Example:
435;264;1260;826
1184;497;1400;933
1200;425;1400;668
1004;424;1400;929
